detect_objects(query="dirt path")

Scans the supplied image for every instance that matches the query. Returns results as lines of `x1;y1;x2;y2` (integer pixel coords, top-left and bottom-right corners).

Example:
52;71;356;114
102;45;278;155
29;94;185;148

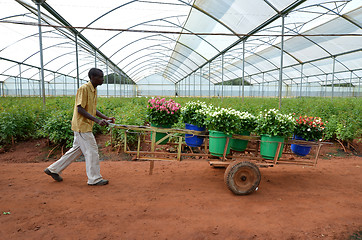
0;137;361;239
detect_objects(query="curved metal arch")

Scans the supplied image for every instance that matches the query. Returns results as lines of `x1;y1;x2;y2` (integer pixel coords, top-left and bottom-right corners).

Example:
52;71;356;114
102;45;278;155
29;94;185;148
110;33;207;65
131;62;180;83
98;14;186;50
202;45;280;84
111;18;217;66
21;40;74;64
128;56;186;82
129;59;186;82
129;53;191;81
222;50;279;83
131;63;180;83
81;0;236;55
130;58;183;80
118;44;197;74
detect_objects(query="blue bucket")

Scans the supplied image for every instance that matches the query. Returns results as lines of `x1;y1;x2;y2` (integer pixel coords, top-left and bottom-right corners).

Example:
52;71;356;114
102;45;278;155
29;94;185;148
291;135;312;156
185;123;205;147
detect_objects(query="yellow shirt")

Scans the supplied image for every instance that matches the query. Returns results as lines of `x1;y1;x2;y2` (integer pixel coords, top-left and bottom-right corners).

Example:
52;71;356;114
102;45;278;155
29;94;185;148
71;81;97;132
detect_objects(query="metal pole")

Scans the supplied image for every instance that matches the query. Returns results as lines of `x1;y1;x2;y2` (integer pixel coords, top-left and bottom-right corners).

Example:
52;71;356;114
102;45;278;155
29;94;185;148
331;57;336;101
349;71;352;97
119;75;122;98
242;40;245;101
325;74;327;97
19;64;22;97
106;63;109;97
199;68;202;97
34;0;46;107
75;34;80;89
262;72;264;98
54;72;56;96
278;14;285;109
94;50;97;68
64;75;66;96
194;72;196;97
221;54;224;99
208;63;211;98
300;64;303;98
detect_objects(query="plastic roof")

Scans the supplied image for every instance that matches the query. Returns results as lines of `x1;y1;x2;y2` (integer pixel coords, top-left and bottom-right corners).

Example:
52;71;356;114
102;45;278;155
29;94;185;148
0;0;361;86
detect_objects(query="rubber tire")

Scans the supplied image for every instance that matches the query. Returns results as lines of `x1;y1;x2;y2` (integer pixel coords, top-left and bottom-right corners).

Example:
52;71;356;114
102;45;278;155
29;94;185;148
224;161;261;195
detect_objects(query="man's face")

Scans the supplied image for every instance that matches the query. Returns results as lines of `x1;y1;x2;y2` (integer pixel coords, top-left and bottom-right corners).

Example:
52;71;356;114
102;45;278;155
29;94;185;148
93;73;104;86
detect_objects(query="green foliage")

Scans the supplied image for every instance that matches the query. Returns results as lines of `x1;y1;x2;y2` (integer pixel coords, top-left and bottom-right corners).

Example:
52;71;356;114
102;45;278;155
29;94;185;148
0;96;360;150
204;106;246;135
180;100;208;127
255;109;295;137
40;110;74;148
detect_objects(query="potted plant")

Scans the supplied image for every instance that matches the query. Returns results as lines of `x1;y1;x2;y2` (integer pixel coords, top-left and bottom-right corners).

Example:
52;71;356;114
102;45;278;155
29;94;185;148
204;107;241;157
291;115;325;156
230;111;257;152
180;101;208;147
146;97;181;144
255;109;295;160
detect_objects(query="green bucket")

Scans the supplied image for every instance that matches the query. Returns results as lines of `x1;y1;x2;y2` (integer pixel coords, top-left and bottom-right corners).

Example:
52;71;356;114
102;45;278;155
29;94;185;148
230;131;250;152
209;130;232;157
151;123;171;145
260;134;285;160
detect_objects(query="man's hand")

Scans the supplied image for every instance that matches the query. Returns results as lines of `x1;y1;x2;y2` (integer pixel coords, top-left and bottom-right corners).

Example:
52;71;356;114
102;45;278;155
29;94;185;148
107;117;115;123
97;119;109;126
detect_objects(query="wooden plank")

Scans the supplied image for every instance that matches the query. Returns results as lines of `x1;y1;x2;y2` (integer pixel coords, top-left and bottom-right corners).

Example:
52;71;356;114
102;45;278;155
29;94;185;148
149;160;154;175
209;161;230;168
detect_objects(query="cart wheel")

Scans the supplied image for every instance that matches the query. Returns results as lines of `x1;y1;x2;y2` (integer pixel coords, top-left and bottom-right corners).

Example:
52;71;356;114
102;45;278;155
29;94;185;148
224;161;261;195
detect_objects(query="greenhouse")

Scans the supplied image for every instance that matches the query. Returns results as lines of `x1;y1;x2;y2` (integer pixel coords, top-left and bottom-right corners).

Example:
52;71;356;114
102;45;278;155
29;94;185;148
0;0;361;101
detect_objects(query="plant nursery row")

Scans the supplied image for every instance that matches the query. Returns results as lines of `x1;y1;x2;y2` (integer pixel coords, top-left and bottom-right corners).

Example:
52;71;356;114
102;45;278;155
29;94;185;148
0;97;360;151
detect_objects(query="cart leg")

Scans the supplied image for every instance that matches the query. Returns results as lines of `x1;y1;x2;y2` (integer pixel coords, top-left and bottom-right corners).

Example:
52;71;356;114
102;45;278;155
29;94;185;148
273;142;282;164
124;131;128;153
177;136;182;161
222;137;230;161
314;143;322;166
149;160;154;175
136;133;141;159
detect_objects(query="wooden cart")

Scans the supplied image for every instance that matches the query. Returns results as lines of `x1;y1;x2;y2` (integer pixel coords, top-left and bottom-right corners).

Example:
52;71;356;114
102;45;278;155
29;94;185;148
108;123;330;195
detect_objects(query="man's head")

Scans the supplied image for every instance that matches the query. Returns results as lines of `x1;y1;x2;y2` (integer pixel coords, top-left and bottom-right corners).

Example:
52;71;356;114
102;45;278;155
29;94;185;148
88;68;104;87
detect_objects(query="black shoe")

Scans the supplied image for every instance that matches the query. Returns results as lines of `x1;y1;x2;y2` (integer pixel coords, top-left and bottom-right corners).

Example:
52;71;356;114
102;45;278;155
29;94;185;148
44;168;63;182
88;179;109;186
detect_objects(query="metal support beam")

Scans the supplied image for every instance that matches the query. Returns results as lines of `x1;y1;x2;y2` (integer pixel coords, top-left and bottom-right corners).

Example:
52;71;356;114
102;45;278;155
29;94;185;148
75;34;80;89
332;57;336;100
19;64;22;97
34;0;46;107
300;64;303;98
208;63;211;98
278;14;285;109
221;54;224;99
242;40;245;101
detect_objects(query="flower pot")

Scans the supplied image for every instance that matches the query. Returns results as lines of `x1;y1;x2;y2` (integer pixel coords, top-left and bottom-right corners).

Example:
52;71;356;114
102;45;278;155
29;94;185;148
260;135;284;160
209;130;232;157
230;131;250;152
150;123;171;145
291;135;312;156
185;123;205;147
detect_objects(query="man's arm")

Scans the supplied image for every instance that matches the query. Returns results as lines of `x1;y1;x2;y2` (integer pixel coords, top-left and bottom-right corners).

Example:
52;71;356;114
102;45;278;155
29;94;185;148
77;105;112;126
96;110;115;123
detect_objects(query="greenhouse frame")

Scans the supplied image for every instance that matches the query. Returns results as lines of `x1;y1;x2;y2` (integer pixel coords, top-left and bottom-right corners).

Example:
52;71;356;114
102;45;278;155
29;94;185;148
0;0;361;104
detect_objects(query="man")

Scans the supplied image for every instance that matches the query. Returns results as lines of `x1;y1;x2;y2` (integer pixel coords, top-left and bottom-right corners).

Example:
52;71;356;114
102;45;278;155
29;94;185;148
44;68;115;186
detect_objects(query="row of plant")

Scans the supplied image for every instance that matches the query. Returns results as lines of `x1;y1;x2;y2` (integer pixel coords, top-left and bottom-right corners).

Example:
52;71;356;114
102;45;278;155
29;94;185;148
0;97;361;152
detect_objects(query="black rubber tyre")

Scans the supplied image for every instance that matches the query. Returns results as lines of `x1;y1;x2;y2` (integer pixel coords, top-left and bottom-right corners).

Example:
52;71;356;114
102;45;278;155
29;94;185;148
224;161;261;195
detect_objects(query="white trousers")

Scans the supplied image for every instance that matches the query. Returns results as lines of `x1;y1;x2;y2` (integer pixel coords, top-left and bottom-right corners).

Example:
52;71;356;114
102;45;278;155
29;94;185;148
47;131;103;185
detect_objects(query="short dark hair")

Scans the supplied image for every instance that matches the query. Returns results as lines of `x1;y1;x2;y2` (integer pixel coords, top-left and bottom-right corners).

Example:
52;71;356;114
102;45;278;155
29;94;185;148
88;68;103;79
